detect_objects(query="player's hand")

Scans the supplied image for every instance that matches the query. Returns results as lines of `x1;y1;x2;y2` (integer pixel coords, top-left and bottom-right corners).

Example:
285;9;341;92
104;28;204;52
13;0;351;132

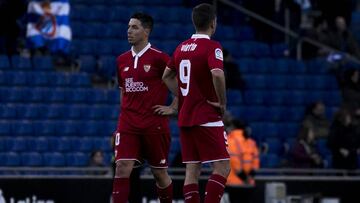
152;105;177;116
207;100;226;116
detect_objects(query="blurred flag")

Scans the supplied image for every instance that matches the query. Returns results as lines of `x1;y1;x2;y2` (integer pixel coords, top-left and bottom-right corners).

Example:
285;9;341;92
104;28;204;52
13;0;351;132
26;0;71;53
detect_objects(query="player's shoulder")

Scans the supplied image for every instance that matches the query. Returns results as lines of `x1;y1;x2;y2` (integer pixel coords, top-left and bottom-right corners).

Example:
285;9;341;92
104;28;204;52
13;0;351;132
208;39;222;48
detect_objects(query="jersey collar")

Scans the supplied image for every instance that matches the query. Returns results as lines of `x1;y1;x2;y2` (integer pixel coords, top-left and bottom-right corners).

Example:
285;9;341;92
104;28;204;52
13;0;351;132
131;43;151;58
191;34;210;39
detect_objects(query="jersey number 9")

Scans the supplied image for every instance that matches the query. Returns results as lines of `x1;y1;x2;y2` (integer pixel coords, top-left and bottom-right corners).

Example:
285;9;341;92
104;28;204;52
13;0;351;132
179;59;191;96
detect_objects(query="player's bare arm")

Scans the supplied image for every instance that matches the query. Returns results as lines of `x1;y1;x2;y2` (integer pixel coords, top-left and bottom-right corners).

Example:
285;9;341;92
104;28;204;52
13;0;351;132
153;67;179;116
162;67;178;97
153;96;178;116
208;68;226;116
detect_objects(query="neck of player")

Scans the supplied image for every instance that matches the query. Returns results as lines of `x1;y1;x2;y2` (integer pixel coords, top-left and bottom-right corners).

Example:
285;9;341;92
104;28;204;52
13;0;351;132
195;30;212;38
133;40;149;54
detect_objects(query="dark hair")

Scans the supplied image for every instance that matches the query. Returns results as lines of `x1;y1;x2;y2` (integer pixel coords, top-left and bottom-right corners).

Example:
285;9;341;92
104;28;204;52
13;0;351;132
192;3;216;31
131;12;154;32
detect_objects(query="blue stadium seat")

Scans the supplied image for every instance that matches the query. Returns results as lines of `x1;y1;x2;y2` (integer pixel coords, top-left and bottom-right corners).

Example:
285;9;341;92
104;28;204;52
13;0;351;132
3;152;21;166
16;104;39;119
77;39;97;55
0;121;11;136
98;121;117;136
98;56;116;80
88;90;107;105
6;87;29;102
237;26;254;41
32;56;53;71
21;152;43;166
236;58;254;73
263;90;286;106
227;89;242;105
264;107;285;122
261;153;281;168
72;137;93;152
323;91;342;106
41;104;65;119
251;58;273;73
71;5;87;21
304;91;325;104
237;41;256;57
281;123;299;138
242;106;265;122
0;139;4;151
66;152;89;166
169;119;179;137
47;88;66;103
112;40;130;54
68;73;91;87
315;138;331;157
266;75;287;89
306;58;329;74
0;55;10;69
79;121;99;136
5;137;27;152
7;71;27;86
271;43;288;58
49;72;70;87
291;60;307;74
56;121;79;136
34;121;56;137
11;56;32;70
79;55;97;73
285;107;305;122
43;152;65;166
0;104;16;119
243;75;266;89
49;137;72;152
286;75;306;90
106;89;120;104
83;106;104;120
254;42;271;57
108;6;131;22
28;72;50;86
284;137;296;154
263;137;283;155
263;123;281;138
62;105;83;119
96;40;114;55
92;137;112;152
65;89;89;103
283;91;305;106
244;91;264;105
12;121;33;136
306;75;327;90
272;58;291;73
102;105;118;120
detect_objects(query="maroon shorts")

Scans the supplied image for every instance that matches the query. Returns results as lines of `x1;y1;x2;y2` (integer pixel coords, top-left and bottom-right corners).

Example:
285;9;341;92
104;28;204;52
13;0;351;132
180;126;229;163
114;131;171;168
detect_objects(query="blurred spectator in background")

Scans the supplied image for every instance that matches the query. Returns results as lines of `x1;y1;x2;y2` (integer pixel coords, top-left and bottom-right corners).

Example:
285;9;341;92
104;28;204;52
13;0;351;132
323;16;360;60
89;149;105;167
302;16;330;59
316;0;353;27
336;68;360;111
0;0;27;55
226;119;259;203
291;127;324;168
300;101;330;140
328;107;360;170
223;49;246;94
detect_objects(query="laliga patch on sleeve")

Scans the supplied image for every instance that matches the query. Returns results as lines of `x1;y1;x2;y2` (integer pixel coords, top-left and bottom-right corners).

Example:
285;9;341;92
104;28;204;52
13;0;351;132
215;48;223;61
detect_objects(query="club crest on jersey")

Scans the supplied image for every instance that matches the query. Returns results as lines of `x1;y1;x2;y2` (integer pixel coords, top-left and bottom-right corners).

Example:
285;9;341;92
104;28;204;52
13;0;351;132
123;67;129;72
215;48;223;61
144;64;151;72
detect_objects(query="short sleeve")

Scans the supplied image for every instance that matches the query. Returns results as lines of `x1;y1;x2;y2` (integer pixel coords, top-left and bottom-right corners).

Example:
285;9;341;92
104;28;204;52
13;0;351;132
207;42;224;70
167;55;176;71
159;52;171;71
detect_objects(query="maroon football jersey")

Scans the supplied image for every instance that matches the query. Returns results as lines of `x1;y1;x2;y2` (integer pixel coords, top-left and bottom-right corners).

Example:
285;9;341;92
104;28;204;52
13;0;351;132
116;43;170;134
168;34;224;127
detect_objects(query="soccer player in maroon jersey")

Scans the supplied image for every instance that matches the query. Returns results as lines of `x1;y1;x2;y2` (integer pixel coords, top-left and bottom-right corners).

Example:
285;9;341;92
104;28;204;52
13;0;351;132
112;13;176;203
161;3;230;203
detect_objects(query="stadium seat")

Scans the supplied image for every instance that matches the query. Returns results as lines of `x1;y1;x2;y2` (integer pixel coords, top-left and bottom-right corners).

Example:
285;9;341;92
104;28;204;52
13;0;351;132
271;43;288;57
272;58;291;73
286;75;306;90
49;137;72;152
33;121;56;137
98;55;117;80
66;152;89;166
72;137;93;152
285;107;305;122
7;71;27;86
283;90;305;106
0;55;10;69
16;104;39;119
83;106;104;120
0;121;11;136
46;88;66;103
48;72;70;87
252;58;273;74
65;89;89;103
56;121;79;136
236;58;254;73
243;75;266;89
92;137;112;152
106;89;120;104
27;137;49;152
96;40;114;55
3;152;21;166
291;60;307;74
263;106;285;122
237;26;254;41
263;137;283;155
266;75;287;90
68;73;91;87
32;56;53;71
315;138;331;157
0;104;16;119
41;104;65;119
263;90;286;106
102;105;118;120
11;55;32;70
227;89;242;105
244;91;264;105
79;121;99;136
43;152;66;166
5;137;27;152
242;106;265;122
79;55;97;73
28;72;51;86
261;153;281;168
21;152;43;166
62;105;83;119
281;123;299;139
88;88;108;105
12;121;33;136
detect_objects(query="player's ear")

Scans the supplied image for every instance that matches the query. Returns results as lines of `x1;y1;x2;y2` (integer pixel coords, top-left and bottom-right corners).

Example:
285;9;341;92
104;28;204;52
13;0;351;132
144;28;151;37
